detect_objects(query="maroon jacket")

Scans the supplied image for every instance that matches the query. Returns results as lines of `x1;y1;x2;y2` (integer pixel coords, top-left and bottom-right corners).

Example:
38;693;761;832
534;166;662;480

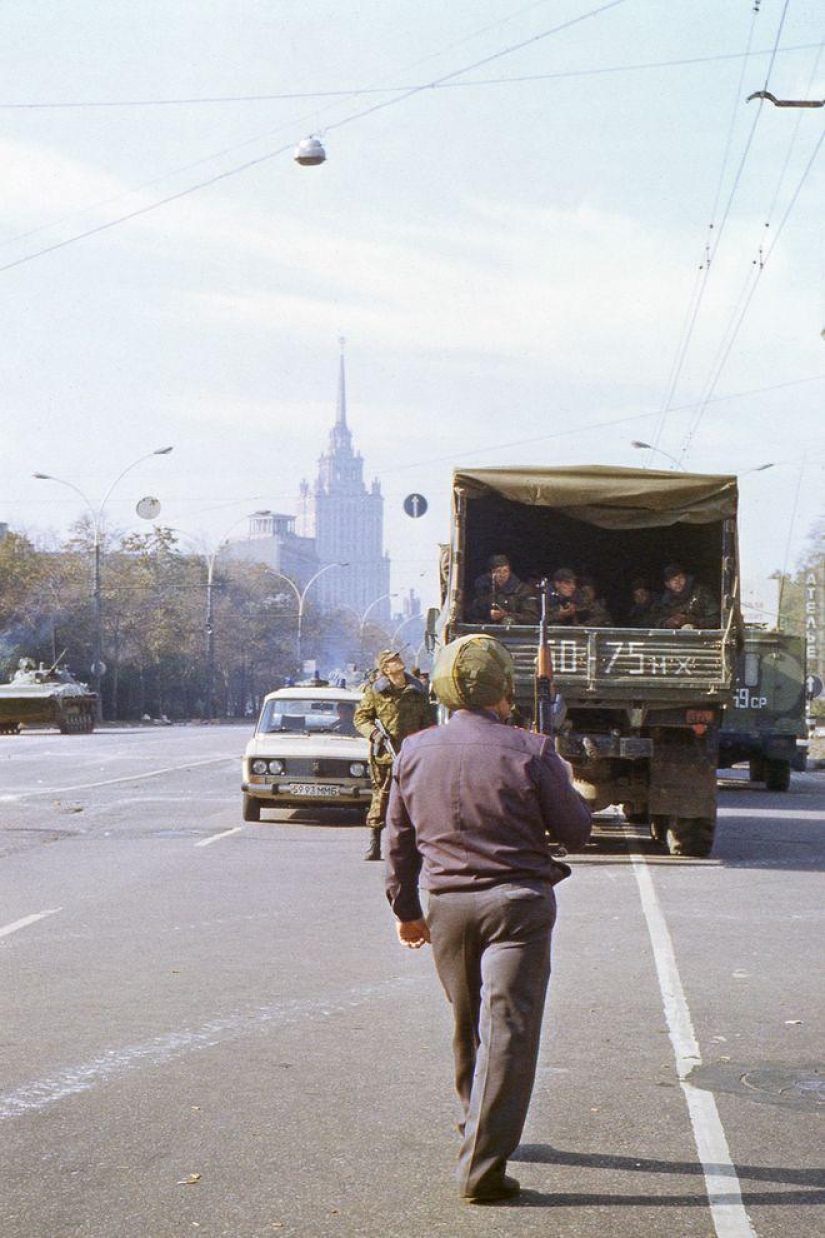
385;709;592;921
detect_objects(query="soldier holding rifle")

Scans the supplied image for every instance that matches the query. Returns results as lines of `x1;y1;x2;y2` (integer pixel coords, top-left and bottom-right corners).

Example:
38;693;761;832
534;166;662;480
354;650;434;862
385;634;591;1204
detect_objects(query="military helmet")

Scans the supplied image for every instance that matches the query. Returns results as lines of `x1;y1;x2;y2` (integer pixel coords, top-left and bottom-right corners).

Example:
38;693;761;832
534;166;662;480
432;634;514;710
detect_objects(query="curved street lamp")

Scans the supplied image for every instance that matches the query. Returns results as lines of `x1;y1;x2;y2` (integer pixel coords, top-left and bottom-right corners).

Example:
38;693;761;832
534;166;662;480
33;447;174;721
268;562;348;668
630;441;684;471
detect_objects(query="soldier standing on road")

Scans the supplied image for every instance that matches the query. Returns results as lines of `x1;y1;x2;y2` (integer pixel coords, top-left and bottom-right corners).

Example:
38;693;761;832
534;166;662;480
385;634;591;1204
654;564;719;629
354;650;434;862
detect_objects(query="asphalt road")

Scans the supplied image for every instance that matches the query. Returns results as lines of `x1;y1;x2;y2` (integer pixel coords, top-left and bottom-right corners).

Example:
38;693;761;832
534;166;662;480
1;725;823;1238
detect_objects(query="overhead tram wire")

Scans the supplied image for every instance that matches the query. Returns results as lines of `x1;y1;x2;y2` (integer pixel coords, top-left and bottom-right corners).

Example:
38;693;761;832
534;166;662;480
679;31;825;465
4;44;814;251
647;1;763;461
0;0;628;276
1;42;819;110
678;122;825;467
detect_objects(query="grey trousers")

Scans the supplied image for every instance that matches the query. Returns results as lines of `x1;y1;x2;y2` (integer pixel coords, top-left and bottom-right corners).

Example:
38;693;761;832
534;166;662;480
426;880;556;1197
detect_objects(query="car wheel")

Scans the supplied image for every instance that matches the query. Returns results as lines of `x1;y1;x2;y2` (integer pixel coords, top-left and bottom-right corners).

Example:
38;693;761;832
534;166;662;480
242;793;262;822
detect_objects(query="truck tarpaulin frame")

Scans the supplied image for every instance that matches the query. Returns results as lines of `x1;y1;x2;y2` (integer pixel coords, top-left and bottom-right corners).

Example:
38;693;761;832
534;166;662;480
453;465;738;530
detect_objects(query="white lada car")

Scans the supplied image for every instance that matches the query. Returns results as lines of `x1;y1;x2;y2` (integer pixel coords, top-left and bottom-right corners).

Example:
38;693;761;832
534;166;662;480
242;686;372;821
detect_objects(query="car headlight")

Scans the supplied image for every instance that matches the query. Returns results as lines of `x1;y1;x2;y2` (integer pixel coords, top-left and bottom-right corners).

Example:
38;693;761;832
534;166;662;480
349;762;366;777
268;759;285;775
251;759;268;775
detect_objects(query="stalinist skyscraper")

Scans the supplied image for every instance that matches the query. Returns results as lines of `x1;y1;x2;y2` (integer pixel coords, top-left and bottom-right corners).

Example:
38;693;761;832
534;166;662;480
295;341;391;620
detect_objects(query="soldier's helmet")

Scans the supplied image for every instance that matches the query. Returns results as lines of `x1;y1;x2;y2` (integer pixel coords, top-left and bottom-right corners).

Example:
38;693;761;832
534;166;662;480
432;635;514;710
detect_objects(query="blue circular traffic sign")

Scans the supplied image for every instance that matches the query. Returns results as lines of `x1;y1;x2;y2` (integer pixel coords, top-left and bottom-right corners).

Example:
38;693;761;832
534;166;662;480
403;493;428;519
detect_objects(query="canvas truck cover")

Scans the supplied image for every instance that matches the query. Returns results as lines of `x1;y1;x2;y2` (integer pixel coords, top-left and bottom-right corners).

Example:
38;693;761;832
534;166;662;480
452;465;738;529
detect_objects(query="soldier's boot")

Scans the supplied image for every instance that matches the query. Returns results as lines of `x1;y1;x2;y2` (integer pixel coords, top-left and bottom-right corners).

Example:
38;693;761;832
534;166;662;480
364;827;383;861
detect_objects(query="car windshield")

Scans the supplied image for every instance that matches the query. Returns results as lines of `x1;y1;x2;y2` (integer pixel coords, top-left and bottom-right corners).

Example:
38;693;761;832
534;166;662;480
258;698;359;736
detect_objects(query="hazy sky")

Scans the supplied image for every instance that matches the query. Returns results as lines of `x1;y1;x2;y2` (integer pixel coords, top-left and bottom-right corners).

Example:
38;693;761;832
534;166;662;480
2;1;823;608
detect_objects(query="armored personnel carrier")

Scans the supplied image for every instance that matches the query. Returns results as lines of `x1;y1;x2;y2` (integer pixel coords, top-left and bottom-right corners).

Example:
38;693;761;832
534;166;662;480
0;657;97;734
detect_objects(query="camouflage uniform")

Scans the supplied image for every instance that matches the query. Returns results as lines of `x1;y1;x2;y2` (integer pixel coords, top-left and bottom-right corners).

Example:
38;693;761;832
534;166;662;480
472;572;539;624
653;577;719;629
354;669;434;838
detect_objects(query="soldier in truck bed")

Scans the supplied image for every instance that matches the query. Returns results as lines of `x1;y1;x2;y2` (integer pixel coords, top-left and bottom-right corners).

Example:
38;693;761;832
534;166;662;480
653;564;720;629
546;568;583;624
472;555;539;625
576;576;613;627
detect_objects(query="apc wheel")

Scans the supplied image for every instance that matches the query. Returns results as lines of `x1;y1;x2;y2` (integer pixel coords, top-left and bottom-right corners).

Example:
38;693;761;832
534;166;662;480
665;817;715;858
748;758;765;782
764;758;791;793
242;793;262;823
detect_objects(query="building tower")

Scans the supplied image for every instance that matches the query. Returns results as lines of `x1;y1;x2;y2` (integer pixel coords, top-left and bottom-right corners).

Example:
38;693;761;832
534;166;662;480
296;340;391;619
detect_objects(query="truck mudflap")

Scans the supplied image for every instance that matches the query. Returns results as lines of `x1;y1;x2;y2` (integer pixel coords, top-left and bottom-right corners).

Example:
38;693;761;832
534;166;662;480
648;728;718;819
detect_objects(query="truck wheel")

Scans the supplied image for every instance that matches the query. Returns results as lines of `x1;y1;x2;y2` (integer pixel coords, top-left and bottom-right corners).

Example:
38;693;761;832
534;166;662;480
748;758;765;782
665;817;715;858
649;815;668;847
242;793;261;823
764;758;791;792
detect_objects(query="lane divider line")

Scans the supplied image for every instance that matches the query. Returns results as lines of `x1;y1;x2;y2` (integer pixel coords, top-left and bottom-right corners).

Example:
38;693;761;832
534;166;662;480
0;909;62;940
195;827;243;848
0;976;423;1119
627;834;757;1238
10;756;234;798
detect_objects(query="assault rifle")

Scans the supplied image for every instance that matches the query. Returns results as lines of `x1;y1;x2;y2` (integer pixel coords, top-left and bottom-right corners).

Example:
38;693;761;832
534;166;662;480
371;717;397;761
534;579;558;743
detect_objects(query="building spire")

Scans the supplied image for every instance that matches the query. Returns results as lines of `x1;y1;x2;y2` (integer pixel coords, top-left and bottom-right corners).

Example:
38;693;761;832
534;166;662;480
336;335;347;427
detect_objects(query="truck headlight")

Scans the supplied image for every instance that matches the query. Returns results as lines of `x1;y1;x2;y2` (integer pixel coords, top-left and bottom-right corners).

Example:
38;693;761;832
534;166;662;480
251;759;268;775
349;762;366;777
268;759;285;775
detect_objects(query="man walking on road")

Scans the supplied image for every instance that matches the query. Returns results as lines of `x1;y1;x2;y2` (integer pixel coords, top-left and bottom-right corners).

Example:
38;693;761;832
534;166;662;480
354;650;434;861
385;634;591;1204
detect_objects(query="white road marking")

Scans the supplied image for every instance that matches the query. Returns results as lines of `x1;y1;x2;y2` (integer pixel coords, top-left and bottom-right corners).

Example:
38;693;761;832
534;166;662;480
719;807;823;821
0;909;61;940
194;827;243;848
627;835;757;1238
0;976;422;1119
6;755;233;798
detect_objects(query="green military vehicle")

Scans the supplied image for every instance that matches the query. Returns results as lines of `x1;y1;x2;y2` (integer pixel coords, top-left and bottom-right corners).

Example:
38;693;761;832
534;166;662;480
0;657;97;734
431;466;741;857
718;629;807;791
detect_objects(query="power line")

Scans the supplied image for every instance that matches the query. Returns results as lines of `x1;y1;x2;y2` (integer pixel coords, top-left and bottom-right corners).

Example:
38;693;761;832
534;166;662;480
1;43;819;109
648;0;795;460
0;0;628;276
678;123;825;466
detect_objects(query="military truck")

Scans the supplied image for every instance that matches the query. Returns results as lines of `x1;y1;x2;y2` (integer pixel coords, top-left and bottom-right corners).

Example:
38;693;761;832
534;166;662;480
718;629;807;791
0;658;97;734
431;466;741;857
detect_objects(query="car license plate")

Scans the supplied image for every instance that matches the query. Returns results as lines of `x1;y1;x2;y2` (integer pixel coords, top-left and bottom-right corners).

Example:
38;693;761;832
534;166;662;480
286;783;340;797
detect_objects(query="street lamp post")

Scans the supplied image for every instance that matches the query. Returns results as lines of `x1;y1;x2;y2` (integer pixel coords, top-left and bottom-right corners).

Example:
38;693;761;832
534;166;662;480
34;447;173;721
171;518;250;720
269;562;347;669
